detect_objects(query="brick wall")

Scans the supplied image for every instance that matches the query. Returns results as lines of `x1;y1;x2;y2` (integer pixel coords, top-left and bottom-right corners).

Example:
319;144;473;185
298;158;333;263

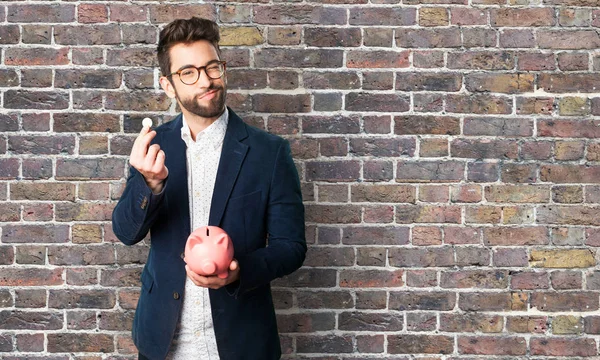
1;0;600;358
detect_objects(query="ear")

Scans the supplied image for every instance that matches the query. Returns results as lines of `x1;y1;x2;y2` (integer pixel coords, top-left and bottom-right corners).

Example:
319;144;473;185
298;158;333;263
216;233;227;246
159;76;177;99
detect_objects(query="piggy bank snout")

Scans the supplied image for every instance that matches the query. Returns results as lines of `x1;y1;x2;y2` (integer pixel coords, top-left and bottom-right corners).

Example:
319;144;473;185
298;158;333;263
184;226;234;276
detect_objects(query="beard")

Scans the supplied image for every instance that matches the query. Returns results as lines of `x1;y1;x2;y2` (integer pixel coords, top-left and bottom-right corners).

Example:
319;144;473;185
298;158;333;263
175;83;227;119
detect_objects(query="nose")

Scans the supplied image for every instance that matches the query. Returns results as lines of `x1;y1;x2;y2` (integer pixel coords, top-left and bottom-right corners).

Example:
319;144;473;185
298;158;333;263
195;69;212;89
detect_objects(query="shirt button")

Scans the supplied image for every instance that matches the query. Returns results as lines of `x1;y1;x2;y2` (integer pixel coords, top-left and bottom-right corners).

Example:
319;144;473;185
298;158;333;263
173;292;180;300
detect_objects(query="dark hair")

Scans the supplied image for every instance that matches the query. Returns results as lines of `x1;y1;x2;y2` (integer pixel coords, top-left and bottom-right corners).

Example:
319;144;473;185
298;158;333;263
157;17;221;77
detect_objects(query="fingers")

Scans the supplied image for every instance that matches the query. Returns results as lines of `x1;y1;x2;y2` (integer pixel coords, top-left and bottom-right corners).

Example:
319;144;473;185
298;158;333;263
144;144;160;171
130;127;157;165
152;150;167;176
229;259;238;271
185;265;228;289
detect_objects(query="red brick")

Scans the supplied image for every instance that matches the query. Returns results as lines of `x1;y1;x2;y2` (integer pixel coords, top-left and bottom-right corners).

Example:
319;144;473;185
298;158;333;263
254;5;345;25
485;185;550;203
420;138;449;157
7;4;75;23
253;94;311;113
441;269;509;289
47;333;114;353
340;269;403;288
2;225;69;244
396;28;460;48
302;115;360;133
491;8;555;27
339;311;403;331
500;29;535;48
396;72;462;92
448;51;514;70
530;337;596;356
364;28;393;47
296;335;352;354
390;247;454;267
109;4;147;22
11;183;75;201
446;94;512;114
107;48;157;67
451;139;518;159
531;291;599;311
458;336;527;355
414;51;445;68
451;8;487;25
0;269;63;286
303;71;360;90
0;25;20;44
305;247;354;267
149;4;215;23
441;313;502;333
346;92;409;112
558;52;589;71
0;310;63;330
483;227;548;245
350;138;415;157
54;25;120;45
538;30;600;49
397;161;464;182
511;271;550;290
342;226;409;245
277;313;335;333
349;8;416;26
305;205;361;224
460;292;522;311
501;163;537;183
444;227;480;245
4;90;69;110
78;4;108;23
388;335;453;354
256;49;343;68
539;119;600;138
347;50;409;68
305;27;361;47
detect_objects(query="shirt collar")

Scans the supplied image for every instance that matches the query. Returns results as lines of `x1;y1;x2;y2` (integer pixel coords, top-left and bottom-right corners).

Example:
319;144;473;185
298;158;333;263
180;108;229;150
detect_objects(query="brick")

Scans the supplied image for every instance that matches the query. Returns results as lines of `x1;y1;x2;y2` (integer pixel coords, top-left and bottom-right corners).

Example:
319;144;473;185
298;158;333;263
296;335;352;354
22;203;53;222
389;247;454;267
289;138;318;159
452;139;518;159
441;313;503;333
11;183;75;201
48;289;115;309
465;73;534;94
466;205;502;224
0;269;62;286
406;270;438;287
48;333;114;353
303;71;359;90
412;225;447;244
363;160;393;181
107;48;157;67
363;71;393;90
267;26;301;45
446;94;512;114
22;25;51;44
115;245;148;265
78;4;108;23
9;135;75;155
420;138;448;157
396;205;461;223
530;249;595;268
463;28;497;48
441;269;509;289
396;72;462;92
267;116;298;135
503;206;534;225
417;185;449;203
99;311;134;331
55;113;118;133
458;336;527;355
277;313;335;333
552;315;583;334
392;291;454;311
388;335;453;354
149;4;215;23
7;4;75;23
351;185;415;203
50;244;115;265
518;52;556;71
313;93;342;112
342;226;409;245
397;161;464;182
4;90;69;110
552;186;583;204
538;30;600;49
0;291;12;307
547;0;600;4
66;310;96;330
21;68;52;88
305;246;354;267
0;25;19;44
588;142;600;161
483;227;548;245
55;69;121;89
491;8;555;26
227;69;267;90
0;113;18;131
339;311;403;331
109;4;146;22
456;247;489;266
501;164;537;183
350;138;415;157
485;185;550;203
363;115;391;134
253;94;310;113
511;271;550;290
420;7;449;26
464;117;533;137
363;28;393;47
56;158;124;180
67;268;98;286
339;269;403;288
356;247;385;266
221;26;263;46
396;28;460;48
73;91;103;110
507;316;548;333
7;48;68;67
317;184;347;202
15;289;46;308
305;27;360;47
274;268;337;288
54;25;120;45
3;225;69;244
268;71;298;90
451;8;487;25
460;292;525;311
0;203;20;222
530;337;596;356
414;51;445;68
79;136;108;155
499;29;535;48
302;115;360;133
356;335;384;353
531;291;598;311
254;5;345;25
538;205;600;225
448;51;514;70
539;119;600;138
0;310;62;330
15;246;46;265
306;161;359;182
558;52;589;71
587;187;600;205
118;289;140;310
16;333;44;352
444;227;480;245
219;4;252;23
349;8;416;26
298;291;353;309
55;203;114;222
406;312;436;332
551;270;582;289
347;50;410;68
451;185;482;203
0;246;14;265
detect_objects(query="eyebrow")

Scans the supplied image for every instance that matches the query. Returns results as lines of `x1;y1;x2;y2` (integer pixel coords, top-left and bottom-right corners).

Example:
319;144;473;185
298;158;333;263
175;59;221;73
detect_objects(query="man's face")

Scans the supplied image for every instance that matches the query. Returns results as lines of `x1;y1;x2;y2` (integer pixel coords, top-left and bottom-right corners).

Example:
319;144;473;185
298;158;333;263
161;40;227;120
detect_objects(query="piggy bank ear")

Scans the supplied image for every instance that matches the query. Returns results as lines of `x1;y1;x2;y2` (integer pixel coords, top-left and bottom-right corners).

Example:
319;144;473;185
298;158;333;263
216;233;228;247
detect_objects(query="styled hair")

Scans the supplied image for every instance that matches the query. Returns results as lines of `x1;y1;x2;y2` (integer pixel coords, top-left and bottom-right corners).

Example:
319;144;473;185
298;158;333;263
157;17;221;77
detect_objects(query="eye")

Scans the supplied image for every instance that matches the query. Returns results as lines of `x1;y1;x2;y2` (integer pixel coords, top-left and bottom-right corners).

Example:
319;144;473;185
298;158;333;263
180;68;195;77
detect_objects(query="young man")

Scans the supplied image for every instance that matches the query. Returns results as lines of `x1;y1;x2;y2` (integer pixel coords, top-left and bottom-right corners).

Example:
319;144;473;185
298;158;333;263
111;17;306;360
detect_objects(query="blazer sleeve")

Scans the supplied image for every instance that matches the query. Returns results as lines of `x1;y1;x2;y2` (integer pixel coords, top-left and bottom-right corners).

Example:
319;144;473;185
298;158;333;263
231;139;306;296
111;166;167;246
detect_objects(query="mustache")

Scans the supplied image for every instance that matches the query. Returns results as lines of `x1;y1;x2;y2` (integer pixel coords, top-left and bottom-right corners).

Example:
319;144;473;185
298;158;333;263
197;84;223;97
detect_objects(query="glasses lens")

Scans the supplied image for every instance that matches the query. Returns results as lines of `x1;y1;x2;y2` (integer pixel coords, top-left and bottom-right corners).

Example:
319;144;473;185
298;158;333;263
179;67;199;85
206;63;224;79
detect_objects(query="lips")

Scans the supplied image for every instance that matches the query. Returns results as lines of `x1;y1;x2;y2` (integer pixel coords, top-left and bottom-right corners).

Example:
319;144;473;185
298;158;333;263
197;89;219;101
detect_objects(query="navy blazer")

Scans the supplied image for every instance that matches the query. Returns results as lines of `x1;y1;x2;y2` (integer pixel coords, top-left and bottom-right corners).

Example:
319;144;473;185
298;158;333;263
112;108;306;360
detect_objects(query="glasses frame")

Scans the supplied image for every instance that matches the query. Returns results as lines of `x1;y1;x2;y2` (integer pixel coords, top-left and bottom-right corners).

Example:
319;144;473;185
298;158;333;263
166;60;227;85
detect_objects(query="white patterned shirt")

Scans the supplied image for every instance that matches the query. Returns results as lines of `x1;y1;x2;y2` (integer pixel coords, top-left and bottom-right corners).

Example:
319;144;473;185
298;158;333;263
166;109;228;360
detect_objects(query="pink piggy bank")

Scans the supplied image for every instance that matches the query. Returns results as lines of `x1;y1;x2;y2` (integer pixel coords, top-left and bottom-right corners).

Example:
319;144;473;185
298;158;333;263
184;226;234;279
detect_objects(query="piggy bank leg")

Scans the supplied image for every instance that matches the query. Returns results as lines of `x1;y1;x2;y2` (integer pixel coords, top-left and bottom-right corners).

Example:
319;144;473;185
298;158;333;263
217;271;228;279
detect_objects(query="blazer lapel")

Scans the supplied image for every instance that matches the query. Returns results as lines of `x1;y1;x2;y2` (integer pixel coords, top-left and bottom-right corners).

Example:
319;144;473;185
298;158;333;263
209;108;249;227
161;114;191;239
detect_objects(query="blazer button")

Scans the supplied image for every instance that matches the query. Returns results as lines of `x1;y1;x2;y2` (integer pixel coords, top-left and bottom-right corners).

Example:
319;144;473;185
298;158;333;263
173;292;180;300
140;196;148;210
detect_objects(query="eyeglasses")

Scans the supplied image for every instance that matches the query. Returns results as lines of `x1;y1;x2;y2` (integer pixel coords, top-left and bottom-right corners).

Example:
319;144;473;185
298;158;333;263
166;60;226;85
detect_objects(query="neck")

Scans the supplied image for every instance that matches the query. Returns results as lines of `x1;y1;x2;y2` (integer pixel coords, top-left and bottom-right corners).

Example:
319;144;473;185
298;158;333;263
183;108;225;141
